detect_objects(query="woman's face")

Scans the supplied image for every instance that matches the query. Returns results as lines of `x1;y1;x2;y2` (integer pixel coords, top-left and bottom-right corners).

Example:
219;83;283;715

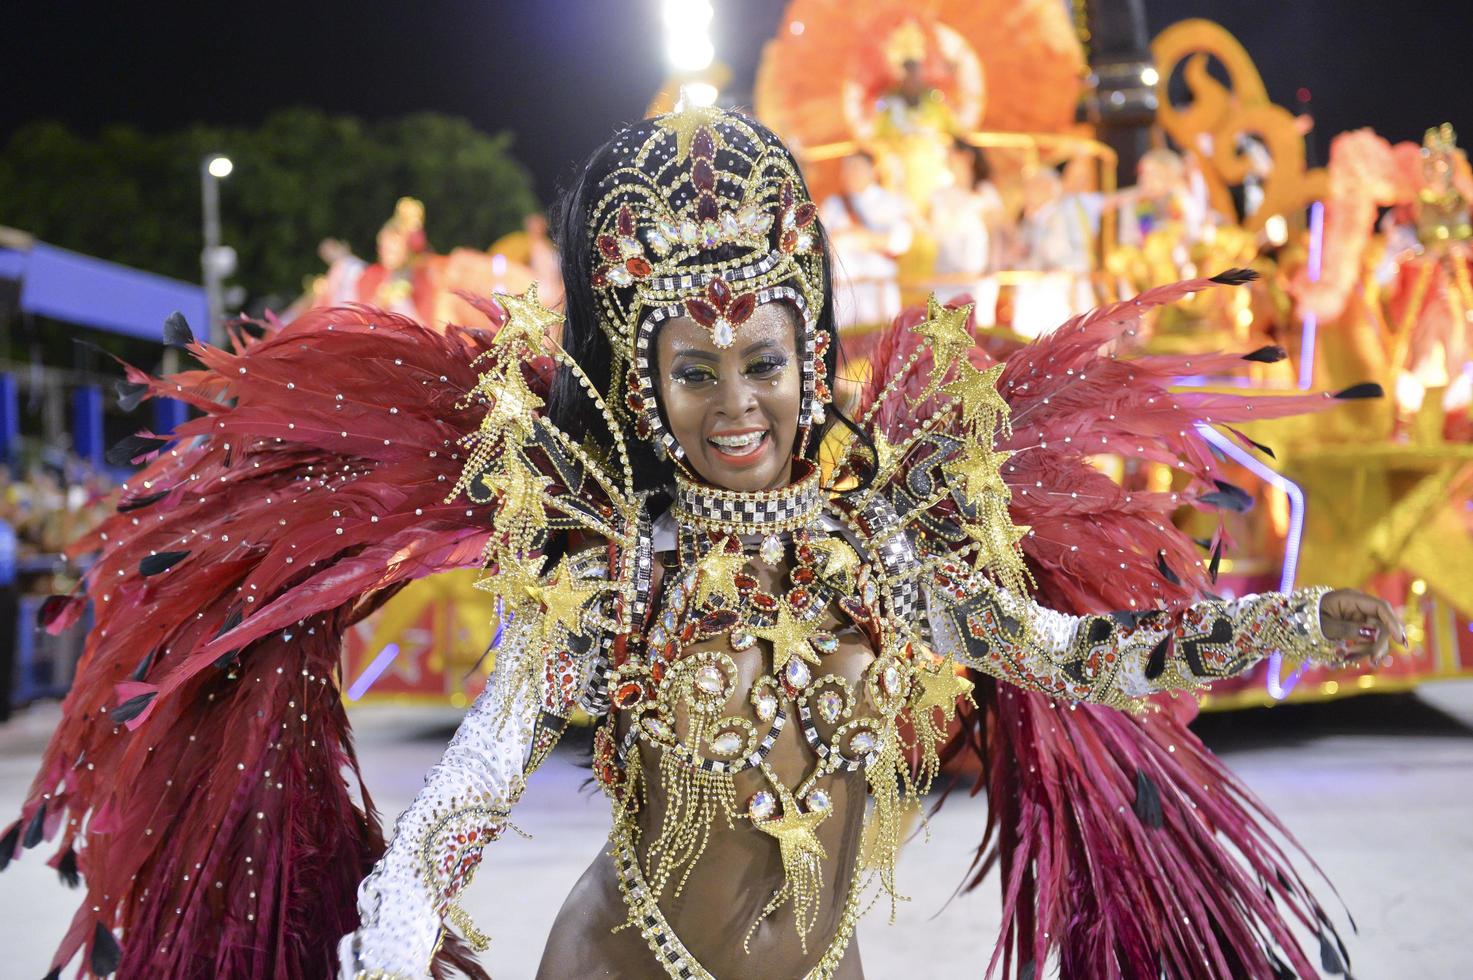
654;301;802;492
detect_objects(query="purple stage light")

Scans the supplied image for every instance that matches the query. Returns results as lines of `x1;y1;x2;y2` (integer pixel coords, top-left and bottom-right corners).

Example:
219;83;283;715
346;643;401;701
1196;424;1306;699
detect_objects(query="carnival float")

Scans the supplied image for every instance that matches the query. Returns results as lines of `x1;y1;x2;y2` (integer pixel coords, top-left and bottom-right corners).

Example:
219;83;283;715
337;1;1472;709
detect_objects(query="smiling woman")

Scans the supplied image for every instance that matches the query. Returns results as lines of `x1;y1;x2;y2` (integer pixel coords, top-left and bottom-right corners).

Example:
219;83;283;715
8;103;1402;980
655;302;803;491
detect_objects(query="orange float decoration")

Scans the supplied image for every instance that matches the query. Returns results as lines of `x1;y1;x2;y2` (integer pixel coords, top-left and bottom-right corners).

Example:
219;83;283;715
754;0;1087;201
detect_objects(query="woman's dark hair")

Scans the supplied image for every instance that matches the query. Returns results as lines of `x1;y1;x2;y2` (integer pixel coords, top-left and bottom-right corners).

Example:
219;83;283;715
548;114;874;507
952;138;990;186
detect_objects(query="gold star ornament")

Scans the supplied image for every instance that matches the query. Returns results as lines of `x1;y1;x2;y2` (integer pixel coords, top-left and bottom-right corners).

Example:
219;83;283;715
655;103;725;163
752;605;823;672
910;657;974;716
693;542;748;608
491;283;563;350
754;784;831;859
526;559;598;635
910;294;976;370
943;443;1012;507
808;537;860;584
942;361;1009;433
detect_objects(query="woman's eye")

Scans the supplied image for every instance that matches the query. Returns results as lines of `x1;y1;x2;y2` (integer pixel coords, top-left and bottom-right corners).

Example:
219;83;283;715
673;366;717;386
746;356;787;378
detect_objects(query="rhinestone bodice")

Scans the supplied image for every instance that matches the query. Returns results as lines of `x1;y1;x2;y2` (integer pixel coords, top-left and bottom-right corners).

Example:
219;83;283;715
625;551;888;811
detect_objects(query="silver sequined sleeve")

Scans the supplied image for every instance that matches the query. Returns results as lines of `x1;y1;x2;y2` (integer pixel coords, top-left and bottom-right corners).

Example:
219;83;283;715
923;560;1333;709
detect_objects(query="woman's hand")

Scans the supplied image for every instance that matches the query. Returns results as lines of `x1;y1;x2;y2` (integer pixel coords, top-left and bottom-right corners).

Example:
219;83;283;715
1318;588;1406;661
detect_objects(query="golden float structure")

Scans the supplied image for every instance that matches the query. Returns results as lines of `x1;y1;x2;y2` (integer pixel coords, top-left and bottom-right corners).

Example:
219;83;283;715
343;8;1471;709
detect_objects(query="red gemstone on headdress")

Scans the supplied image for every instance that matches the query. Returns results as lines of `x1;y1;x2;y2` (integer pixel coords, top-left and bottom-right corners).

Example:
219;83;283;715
692;128;715;160
685;297;719;328
616;205;636;237
692;158;715;191
696;192;719;222
780;229;799;253
779;180;795;208
751;593;778;611
734;572;759;592
592;267;611;288
727;291;756;326
626;256;652;277
597;234;620;260
706;276;732;309
814;330;830;355
794;201;817;227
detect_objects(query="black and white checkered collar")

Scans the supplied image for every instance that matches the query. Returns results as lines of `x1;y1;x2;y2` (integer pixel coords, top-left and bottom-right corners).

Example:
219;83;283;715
669;462;823;538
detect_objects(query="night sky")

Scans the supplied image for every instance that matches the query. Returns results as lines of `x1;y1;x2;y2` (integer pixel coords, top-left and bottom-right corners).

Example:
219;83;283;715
3;0;1471;204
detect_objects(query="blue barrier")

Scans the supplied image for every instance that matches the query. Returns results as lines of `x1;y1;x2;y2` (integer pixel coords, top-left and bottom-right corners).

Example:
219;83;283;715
0;373;17;467
153;397;189;436
72;384;105;468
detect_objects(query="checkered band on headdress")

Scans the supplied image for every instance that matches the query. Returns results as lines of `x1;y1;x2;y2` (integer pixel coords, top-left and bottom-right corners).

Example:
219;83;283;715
587;105;830;460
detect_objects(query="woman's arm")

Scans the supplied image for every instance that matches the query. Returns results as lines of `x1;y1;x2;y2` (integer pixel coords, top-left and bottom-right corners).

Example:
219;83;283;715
923;559;1400;710
337;558;611;979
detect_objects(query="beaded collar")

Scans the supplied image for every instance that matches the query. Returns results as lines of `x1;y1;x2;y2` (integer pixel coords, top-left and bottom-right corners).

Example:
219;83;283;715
671;462;823;537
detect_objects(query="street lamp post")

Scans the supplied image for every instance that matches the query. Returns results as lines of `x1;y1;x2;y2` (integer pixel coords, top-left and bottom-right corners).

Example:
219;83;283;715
200;153;235;348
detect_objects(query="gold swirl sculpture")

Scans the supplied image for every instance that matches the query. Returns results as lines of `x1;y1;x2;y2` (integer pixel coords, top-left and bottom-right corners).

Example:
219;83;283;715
1151;19;1326;232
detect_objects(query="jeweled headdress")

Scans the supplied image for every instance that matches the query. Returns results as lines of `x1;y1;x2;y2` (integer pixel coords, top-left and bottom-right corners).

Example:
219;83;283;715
586;103;830;460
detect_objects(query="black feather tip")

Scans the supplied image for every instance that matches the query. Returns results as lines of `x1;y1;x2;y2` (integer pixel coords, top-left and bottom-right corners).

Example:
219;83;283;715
57;846;80;887
108;691;156;725
139;550;188;577
0;821;18;871
216;607;243;639
105;434;168;467
22;803;46;849
212;607;245;669
118;489;170;513
91;921;122;975
1208;538;1224;583
1200;479;1255;513
43;968;61;980
1242;344;1287;363
1228;425;1277;460
1267;949;1296;980
1132;768;1164;828
114;379;150;412
1333;382;1384;400
162;311;195;348
130;649;156;683
1209;267;1260;285
1155;550;1182;586
1319;932;1346;975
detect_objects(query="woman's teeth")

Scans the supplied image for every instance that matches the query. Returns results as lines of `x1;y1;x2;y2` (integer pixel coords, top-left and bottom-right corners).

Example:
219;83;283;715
709;431;768;451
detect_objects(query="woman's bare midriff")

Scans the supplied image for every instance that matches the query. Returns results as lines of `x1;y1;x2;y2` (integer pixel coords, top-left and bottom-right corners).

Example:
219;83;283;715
538;559;873;979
